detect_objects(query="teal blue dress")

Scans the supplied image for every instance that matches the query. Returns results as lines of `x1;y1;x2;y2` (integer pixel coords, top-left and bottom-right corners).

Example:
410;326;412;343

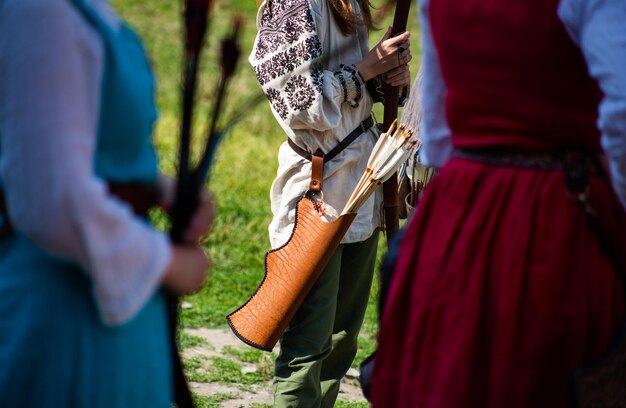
0;1;172;406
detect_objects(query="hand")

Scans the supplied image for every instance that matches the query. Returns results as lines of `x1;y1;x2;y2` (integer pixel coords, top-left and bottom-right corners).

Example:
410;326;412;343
162;245;210;295
384;63;411;88
183;188;215;243
157;174;176;211
354;27;412;82
157;175;216;243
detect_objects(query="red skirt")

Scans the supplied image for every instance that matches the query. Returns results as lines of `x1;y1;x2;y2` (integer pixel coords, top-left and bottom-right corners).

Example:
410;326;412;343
370;157;625;407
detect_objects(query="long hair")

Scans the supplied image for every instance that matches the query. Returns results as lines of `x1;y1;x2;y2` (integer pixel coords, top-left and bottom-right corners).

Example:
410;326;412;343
259;0;376;35
329;0;376;35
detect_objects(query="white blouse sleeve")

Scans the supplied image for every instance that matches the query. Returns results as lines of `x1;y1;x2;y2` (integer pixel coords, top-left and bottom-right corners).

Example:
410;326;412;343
0;0;171;325
417;0;453;168
250;0;367;133
558;0;626;210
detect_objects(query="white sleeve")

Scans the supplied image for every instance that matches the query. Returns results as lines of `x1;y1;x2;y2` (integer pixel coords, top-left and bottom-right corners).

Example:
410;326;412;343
417;0;453;168
558;0;626;210
250;0;367;132
0;0;171;325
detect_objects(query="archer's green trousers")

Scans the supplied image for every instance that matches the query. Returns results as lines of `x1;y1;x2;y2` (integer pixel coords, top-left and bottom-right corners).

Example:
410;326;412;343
273;231;379;408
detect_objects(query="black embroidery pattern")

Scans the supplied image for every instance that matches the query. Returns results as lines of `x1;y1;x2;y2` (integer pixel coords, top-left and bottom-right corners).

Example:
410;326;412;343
254;36;322;86
333;64;363;108
256;0;316;60
311;64;324;93
343;64;363;107
285;75;316;111
252;0;325;117
336;70;348;102
265;88;289;120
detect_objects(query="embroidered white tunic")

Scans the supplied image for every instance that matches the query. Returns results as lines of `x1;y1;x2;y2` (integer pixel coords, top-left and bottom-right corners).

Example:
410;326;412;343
250;0;383;248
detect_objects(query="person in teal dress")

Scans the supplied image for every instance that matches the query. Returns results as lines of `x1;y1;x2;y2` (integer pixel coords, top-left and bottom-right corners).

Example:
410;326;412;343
0;0;213;406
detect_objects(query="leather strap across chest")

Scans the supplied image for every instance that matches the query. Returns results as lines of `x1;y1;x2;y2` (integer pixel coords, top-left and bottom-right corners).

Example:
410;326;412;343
288;115;375;193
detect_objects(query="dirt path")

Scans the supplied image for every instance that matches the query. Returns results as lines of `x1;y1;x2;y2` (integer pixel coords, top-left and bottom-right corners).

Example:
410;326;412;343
183;328;368;407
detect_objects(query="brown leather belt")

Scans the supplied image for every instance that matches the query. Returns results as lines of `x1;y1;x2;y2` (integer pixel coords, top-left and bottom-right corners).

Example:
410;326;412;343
288;115;375;193
0;182;161;239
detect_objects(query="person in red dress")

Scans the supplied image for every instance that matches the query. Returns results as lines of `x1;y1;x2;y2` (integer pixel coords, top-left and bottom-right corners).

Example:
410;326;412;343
370;0;626;406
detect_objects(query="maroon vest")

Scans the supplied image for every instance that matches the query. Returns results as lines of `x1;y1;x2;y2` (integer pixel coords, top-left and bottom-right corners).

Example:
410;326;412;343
429;0;602;151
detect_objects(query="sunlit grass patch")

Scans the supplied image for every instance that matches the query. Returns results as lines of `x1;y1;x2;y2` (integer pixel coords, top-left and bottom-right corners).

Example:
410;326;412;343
184;352;272;390
336;400;371;408
222;345;272;364
222;345;276;380
177;331;208;350
191;356;273;392
192;392;239;408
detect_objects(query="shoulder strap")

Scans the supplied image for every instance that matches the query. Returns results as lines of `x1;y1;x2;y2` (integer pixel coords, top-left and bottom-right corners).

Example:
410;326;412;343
309;150;324;192
288;115;374;194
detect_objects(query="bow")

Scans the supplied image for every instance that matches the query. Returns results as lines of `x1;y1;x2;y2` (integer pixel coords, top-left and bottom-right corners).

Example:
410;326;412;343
170;0;212;242
167;1;241;406
381;0;412;246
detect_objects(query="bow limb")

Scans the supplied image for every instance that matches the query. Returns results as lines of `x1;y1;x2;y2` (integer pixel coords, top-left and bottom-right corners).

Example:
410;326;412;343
167;2;214;408
381;0;412;245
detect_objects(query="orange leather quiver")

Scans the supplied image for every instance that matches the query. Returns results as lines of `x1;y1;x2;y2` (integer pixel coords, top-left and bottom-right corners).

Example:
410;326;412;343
227;196;356;351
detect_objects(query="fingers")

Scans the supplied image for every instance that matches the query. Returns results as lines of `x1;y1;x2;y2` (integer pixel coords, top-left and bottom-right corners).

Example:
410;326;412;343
157;174;176;211
163;245;210;295
385;64;411;87
378;30;410;57
382;32;411;70
183;189;216;243
397;47;412;66
385;30;410;46
357;30;412;81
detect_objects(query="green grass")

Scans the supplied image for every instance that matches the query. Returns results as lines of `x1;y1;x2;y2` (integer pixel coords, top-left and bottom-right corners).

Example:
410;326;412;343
222;345;275;365
112;0;421;382
178;331;209;349
183;355;206;372
186;356;272;392
183;344;275;393
192;392;239;408
335;401;371;408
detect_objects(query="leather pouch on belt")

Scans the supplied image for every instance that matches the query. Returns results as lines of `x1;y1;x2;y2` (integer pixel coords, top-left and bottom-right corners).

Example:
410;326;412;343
227;196;356;351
